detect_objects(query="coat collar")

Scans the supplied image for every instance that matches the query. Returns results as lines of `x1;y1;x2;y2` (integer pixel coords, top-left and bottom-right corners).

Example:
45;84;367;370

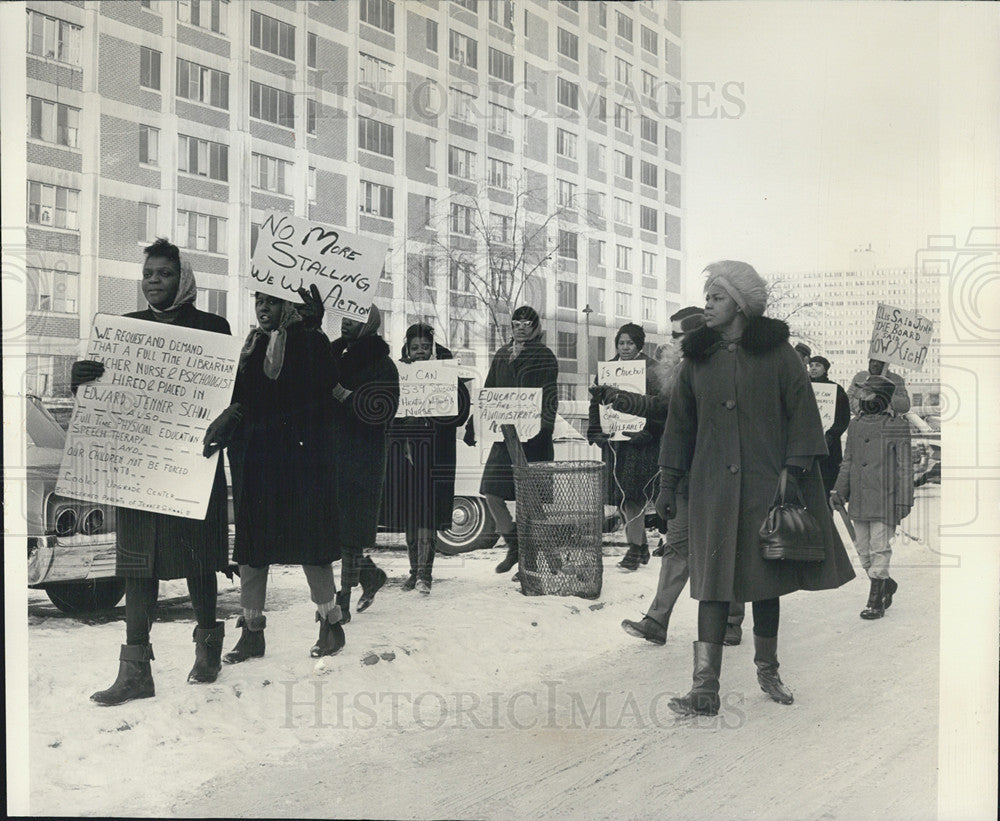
681;315;790;361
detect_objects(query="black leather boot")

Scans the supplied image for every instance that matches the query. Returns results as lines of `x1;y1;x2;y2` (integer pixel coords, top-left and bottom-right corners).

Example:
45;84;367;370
91;644;155;706
753;634;794;704
310;611;346;658
403;535;418;590
860;578;886;619
668;641;723;716
495;532;519;574
357;557;387;613
640;543;650;565
882;577;898;609
337;588;352;624
222;615;266;664
617;543;642;571
188;622;225;683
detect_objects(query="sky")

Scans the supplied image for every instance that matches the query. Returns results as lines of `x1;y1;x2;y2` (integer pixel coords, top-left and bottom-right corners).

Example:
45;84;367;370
680;1;999;299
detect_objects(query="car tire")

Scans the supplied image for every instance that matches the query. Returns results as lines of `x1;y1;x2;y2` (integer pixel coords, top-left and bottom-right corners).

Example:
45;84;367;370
44;578;126;614
437;496;499;555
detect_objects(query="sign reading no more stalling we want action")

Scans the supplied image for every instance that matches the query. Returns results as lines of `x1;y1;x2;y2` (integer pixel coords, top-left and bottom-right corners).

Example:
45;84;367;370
249;212;388;322
57;315;242;520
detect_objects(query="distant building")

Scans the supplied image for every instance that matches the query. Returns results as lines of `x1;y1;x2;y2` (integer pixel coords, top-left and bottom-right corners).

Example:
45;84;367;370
20;0;684;401
784;267;940;405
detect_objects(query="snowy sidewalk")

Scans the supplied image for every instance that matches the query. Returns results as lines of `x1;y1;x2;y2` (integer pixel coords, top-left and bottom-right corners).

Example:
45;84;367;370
28;490;942;819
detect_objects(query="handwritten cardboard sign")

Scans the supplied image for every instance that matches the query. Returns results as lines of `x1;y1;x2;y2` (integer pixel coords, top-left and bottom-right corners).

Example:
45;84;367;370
598;360;646;440
249;212;387;321
396;360;459;417
811;382;837;432
478;387;542;443
867;303;934;371
56;314;241;519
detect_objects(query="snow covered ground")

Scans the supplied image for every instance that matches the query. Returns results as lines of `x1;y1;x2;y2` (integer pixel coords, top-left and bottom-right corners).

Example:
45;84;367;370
26;490;946;818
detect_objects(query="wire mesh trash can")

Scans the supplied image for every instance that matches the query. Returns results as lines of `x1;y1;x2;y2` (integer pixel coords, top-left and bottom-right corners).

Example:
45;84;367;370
512;460;607;599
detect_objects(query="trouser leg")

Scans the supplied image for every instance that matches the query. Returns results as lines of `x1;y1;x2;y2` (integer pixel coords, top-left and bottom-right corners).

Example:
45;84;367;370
868;521;892;579
125;577;160;645
341;545;362;590
484;493;515;536
302;563;337;605
645;492;689;626
187;572;218;629
752;597;780;638
623;500;646;547
417;527;435;583
727;600;745;627
697;600;730;645
238;564;269;615
853;520;873;575
405;524;418;576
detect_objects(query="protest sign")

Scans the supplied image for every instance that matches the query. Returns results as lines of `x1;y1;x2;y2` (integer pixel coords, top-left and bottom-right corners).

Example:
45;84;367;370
478;388;542;443
812;382;838;431
598;360;646;440
396;360;459;418
867;303;934;371
249;212;388;321
56;315;241;519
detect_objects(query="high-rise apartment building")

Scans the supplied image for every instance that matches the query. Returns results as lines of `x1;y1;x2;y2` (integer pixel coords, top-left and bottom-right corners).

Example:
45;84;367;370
20;0;683;401
784;267;940;404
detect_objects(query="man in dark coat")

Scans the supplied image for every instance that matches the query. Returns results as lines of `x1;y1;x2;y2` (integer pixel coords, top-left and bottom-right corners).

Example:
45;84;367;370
78;239;232;706
330;304;399;619
808;356;851;492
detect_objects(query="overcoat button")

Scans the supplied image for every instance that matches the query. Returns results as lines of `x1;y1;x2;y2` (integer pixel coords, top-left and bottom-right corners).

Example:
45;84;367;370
729;464;739;474
725;400;735;409
727;343;737;351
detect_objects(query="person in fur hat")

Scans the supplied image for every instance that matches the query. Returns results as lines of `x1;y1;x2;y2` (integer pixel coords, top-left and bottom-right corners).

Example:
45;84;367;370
383;323;471;594
830;375;913;619
329;304;399;620
656;260;855;717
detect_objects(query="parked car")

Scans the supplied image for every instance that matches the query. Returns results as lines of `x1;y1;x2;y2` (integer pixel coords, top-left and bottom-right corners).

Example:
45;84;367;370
906;410;941;487
25;395;124;613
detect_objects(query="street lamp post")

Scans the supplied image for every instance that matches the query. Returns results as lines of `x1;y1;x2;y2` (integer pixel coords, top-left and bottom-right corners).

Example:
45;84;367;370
582;303;593;375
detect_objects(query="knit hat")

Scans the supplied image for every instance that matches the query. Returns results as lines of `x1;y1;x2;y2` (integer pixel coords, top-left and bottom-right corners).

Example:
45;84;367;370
809;355;830;372
703;260;768;317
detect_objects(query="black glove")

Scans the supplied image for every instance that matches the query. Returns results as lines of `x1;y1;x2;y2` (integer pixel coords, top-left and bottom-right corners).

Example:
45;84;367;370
203;404;243;457
588;383;608;404
655;487;677;522
296;284;325;329
463;418;477;447
622;429;653;445
71;360;104;392
601;387;620;406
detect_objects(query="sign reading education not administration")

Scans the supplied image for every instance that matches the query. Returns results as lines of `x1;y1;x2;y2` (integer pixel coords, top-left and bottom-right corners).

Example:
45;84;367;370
598;360;646;440
867;303;934;371
478;388;542;443
57;315;241;520
396;361;459;418
249;212;388;321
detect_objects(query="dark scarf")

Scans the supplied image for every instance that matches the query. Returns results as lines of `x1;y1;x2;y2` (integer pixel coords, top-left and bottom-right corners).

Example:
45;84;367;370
331;334;391;390
681;315;790;362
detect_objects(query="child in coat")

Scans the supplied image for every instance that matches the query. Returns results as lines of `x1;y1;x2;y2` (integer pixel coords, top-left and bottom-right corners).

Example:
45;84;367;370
830;375;913;619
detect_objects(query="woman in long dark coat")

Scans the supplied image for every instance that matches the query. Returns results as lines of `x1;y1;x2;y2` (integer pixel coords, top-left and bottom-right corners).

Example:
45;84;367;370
219;293;345;663
80;239;231;706
587;322;672;571
657;260;855;717
480;305;559;578
807;355;851;492
384;324;471;593
330;305;399;619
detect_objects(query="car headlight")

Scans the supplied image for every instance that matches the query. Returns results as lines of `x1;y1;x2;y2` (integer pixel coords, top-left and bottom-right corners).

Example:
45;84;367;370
54;507;78;537
80;508;105;535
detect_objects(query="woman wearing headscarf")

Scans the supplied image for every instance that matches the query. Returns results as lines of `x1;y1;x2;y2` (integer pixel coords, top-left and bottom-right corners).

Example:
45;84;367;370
656;260;855;717
383;323;471;593
329;305;399;619
76;239;232;706
215;292;344;664
480;305;559;578
587;322;676;571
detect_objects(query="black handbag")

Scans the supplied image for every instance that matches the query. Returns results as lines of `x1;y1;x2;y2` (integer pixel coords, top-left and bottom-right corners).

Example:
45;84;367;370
759;469;826;562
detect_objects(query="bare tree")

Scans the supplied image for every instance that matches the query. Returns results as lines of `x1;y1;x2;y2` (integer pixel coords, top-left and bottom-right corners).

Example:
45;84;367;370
766;275;822;342
405;176;599;353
